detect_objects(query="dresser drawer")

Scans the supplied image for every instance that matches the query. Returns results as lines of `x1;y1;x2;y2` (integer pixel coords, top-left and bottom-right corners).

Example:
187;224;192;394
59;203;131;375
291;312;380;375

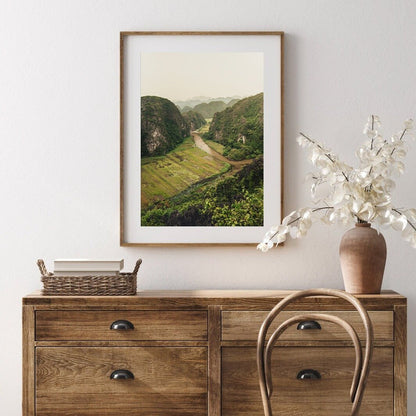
222;346;393;416
222;310;393;341
36;346;207;416
36;310;207;341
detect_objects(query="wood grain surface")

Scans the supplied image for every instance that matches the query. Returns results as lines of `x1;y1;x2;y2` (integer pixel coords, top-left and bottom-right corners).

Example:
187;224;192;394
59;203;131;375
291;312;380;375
22;290;406;416
222;347;393;416
24;290;406;310
222;310;393;341
394;305;407;416
208;306;221;416
36;310;207;341
22;305;35;416
36;346;207;415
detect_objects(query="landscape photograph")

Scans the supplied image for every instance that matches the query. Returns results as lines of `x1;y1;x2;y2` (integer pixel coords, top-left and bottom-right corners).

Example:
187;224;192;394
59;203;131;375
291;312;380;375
140;52;264;227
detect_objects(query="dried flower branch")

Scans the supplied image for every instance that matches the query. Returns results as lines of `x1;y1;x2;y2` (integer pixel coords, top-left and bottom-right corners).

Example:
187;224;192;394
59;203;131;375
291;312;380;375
258;116;416;251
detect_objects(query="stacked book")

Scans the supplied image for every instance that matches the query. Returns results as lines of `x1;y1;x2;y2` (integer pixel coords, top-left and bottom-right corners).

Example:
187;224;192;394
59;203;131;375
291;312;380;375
53;259;124;276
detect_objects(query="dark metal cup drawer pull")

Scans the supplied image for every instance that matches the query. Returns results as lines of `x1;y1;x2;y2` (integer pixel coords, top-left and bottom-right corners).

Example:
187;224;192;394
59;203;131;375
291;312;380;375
297;369;321;380
110;320;134;330
110;369;135;380
296;320;322;330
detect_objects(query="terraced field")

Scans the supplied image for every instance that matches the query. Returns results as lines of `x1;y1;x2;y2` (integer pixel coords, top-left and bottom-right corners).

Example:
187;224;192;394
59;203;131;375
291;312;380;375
204;139;225;154
196;118;212;134
141;137;228;208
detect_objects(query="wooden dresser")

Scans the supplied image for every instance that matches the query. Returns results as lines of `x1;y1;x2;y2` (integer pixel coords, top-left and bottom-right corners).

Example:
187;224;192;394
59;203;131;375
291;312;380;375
22;290;407;416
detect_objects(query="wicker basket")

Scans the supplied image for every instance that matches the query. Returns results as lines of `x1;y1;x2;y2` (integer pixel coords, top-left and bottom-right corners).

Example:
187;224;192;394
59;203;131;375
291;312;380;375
37;259;142;296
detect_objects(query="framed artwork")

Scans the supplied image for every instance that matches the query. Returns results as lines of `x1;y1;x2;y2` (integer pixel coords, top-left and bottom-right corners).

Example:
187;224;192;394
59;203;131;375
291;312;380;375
120;31;283;246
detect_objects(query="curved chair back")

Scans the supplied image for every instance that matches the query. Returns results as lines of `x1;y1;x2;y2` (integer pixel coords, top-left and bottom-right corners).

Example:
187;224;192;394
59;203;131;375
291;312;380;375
257;289;373;416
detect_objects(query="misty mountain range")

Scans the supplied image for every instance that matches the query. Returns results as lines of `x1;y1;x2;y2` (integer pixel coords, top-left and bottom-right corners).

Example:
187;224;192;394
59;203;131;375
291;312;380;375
174;95;243;110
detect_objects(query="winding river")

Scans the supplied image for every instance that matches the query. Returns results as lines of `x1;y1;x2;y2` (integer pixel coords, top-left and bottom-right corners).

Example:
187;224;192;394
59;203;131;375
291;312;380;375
191;132;253;170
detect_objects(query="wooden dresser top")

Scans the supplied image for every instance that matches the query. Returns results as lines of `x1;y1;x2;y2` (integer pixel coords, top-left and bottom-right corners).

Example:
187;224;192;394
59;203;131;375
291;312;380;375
23;290;406;310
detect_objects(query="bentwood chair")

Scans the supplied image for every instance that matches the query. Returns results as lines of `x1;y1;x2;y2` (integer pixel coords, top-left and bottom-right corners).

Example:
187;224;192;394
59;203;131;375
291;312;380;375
257;289;374;416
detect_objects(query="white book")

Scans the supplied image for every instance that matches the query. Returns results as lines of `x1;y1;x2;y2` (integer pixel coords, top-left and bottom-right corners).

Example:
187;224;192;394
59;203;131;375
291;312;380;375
54;259;124;272
53;270;120;276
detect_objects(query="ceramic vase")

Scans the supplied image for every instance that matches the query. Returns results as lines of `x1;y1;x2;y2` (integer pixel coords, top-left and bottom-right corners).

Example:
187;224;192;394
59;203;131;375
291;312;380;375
339;223;387;294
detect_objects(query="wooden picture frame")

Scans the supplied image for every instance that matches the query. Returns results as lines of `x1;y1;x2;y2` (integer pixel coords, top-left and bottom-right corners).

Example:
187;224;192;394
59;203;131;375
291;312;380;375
120;31;284;246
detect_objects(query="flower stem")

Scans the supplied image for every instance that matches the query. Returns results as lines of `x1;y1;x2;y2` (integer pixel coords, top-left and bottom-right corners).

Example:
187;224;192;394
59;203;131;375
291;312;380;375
392;208;416;232
370;115;375;150
299;133;350;182
368;129;407;176
391;128;407;156
267;206;334;242
288;206;334;226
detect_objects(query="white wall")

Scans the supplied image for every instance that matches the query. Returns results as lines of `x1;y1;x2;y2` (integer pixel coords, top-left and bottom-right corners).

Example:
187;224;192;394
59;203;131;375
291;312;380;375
1;0;415;413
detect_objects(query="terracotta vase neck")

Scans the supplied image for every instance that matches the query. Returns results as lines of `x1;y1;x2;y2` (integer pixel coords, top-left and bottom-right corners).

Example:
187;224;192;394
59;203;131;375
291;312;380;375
355;222;371;228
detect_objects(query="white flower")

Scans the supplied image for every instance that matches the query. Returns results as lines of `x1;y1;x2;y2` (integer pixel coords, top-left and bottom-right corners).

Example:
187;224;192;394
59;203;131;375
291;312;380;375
391;214;408;232
257;242;268;252
404;119;413;129
259;116;416;251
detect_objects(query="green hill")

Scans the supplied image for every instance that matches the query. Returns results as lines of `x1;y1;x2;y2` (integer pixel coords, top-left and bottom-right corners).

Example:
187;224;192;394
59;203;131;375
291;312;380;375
141;96;188;157
204;93;264;160
227;98;240;107
193;101;228;118
182;110;206;131
180;105;193;113
175;96;242;110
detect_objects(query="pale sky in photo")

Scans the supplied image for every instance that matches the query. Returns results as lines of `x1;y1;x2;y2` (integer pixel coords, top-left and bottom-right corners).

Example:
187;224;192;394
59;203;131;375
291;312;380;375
140;52;263;102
